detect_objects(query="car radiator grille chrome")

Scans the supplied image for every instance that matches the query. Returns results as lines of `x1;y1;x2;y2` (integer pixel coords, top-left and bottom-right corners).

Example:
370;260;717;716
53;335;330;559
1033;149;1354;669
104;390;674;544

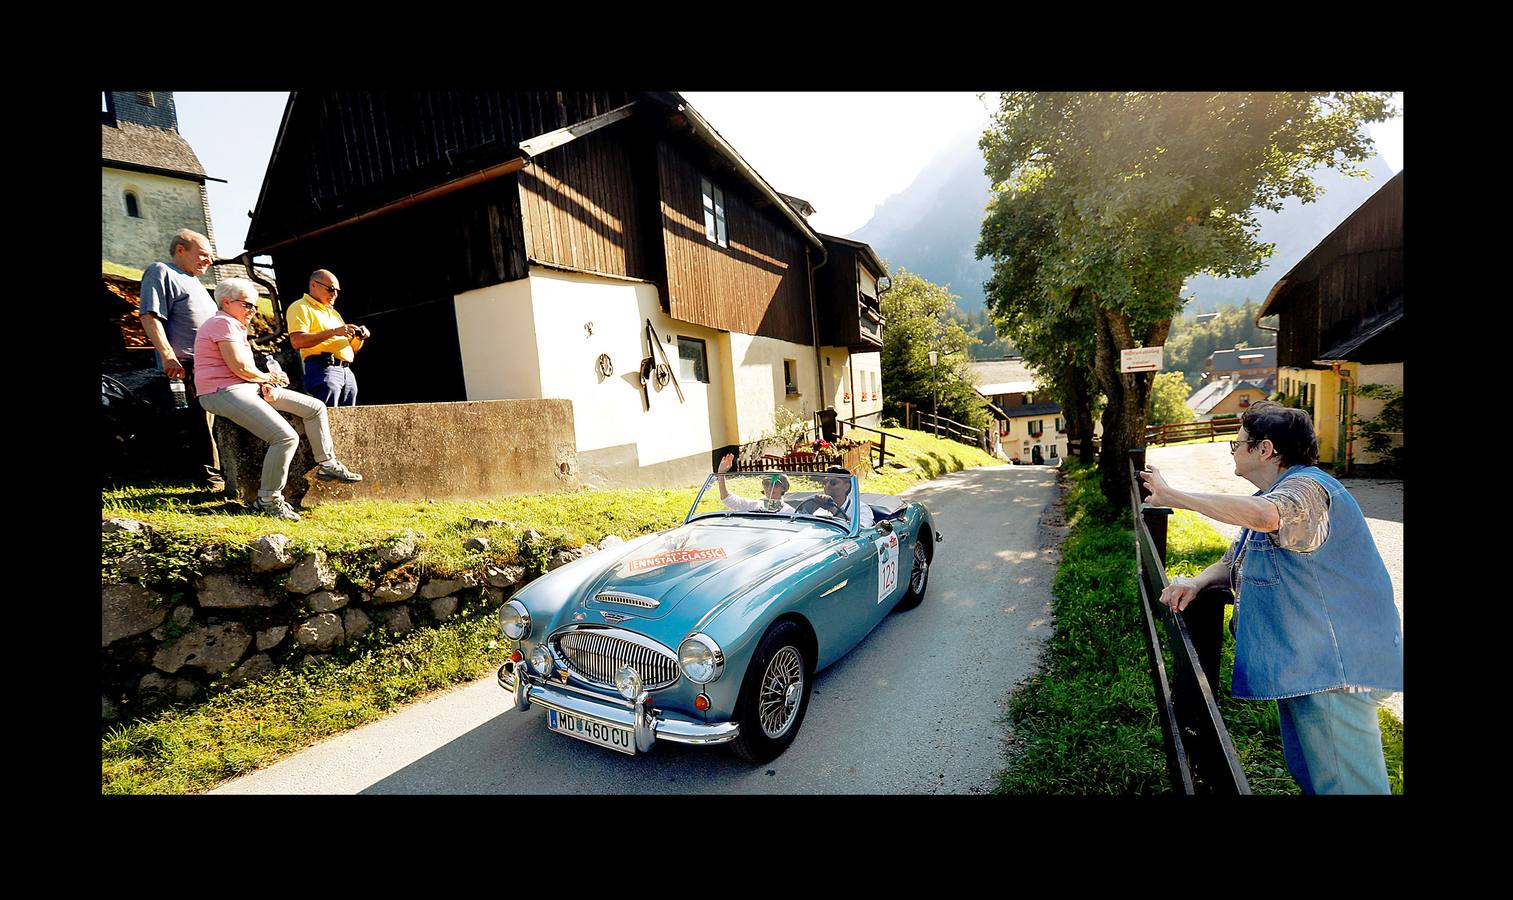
555;630;680;690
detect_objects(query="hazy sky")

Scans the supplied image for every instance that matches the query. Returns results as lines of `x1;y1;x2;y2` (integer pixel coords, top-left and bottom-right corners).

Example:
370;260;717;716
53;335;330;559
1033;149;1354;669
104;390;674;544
170;92;1403;262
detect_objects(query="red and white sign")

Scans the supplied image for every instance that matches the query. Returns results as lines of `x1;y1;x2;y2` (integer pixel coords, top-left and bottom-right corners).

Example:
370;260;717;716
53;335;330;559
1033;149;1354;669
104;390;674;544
626;547;728;574
1120;346;1165;373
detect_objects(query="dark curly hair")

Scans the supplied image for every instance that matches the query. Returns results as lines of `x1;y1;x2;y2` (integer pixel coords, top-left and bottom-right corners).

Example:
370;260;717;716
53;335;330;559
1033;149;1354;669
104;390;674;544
1240;400;1319;468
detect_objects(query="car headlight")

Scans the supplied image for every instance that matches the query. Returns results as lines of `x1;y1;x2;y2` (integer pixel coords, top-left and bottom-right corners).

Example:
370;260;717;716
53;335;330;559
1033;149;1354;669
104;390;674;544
678;633;724;684
615;665;643;700
530;642;554;675
500;600;531;640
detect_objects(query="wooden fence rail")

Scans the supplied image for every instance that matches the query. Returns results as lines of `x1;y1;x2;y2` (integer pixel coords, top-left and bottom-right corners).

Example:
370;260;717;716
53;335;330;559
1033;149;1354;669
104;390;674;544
1128;451;1250;795
1146;418;1242;447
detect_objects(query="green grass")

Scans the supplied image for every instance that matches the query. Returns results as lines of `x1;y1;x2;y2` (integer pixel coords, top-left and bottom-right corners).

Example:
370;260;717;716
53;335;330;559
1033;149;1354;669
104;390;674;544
858;427;1001;496
102;434;1005;793
995;460;1169;793
1163;509;1404;795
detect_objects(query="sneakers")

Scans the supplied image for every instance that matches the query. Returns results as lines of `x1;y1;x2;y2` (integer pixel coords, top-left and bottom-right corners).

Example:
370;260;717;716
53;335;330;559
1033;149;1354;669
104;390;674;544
252;495;301;522
316;460;363;482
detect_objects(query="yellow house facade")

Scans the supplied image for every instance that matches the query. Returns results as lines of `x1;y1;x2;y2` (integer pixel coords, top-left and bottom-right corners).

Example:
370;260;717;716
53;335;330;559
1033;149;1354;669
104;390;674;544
1277;362;1402;468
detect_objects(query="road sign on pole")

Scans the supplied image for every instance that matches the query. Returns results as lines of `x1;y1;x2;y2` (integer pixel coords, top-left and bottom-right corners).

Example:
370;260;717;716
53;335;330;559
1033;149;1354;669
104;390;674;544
1120;346;1164;373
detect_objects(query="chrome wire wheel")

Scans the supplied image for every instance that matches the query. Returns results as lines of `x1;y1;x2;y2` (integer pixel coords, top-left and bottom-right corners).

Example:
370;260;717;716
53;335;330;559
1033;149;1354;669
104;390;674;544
757;646;805;739
910;540;929;595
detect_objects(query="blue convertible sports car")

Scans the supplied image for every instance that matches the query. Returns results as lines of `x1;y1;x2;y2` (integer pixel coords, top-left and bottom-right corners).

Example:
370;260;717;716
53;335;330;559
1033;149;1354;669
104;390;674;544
498;469;939;763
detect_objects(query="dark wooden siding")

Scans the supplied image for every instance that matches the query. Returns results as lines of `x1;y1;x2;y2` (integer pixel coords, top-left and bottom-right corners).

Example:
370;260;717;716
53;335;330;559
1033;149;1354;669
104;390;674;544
1273;172;1402;369
251;90;635;249
268;177;528;406
657;140;811;344
518;121;657;280
815;242;860;346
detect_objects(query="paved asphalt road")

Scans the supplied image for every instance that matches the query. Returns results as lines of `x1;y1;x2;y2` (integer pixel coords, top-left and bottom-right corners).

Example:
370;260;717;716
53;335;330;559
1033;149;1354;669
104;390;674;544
212;464;1061;794
1146;443;1404;723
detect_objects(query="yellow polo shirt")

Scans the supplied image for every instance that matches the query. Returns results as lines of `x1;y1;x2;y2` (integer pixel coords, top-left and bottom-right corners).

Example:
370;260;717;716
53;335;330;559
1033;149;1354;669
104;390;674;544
287;294;360;362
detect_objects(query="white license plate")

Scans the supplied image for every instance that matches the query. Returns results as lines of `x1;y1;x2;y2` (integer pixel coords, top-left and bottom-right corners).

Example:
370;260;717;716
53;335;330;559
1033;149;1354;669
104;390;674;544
548;708;636;755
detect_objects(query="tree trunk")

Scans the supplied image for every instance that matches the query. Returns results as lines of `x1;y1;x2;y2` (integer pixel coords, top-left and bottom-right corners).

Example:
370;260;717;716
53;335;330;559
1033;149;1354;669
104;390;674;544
1092;303;1173;510
1058;357;1097;463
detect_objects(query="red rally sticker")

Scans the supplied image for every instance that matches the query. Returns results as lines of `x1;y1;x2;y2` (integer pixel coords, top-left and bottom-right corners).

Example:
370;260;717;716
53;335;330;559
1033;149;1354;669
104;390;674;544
626;547;728;574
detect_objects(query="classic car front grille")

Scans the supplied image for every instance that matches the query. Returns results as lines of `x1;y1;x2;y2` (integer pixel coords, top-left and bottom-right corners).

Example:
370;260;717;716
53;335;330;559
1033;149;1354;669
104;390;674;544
555;631;680;690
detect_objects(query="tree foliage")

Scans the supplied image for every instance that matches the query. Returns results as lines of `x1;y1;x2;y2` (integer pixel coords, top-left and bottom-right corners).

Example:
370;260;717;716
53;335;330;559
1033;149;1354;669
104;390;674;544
979;91;1394;507
1147;371;1195;426
880;267;991;430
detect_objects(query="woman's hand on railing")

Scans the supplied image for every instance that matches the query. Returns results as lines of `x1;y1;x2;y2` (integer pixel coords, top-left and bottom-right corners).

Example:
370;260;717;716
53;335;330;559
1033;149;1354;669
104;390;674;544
1158;579;1201;613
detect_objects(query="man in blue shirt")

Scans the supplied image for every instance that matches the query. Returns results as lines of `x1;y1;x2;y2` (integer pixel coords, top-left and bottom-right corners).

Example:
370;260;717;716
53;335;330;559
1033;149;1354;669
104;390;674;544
1140;401;1403;793
139;229;222;491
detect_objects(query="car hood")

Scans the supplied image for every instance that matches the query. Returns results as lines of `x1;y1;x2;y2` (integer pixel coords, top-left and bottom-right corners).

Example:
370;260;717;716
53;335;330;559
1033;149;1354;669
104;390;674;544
571;520;832;632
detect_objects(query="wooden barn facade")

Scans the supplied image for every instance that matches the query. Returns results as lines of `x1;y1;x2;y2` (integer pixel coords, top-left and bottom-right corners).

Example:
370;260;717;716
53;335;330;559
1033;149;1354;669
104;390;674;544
247;91;886;486
1259;169;1403;468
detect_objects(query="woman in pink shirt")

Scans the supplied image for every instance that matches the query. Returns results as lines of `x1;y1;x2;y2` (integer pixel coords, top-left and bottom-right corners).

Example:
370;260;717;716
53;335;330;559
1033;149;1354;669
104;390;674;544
194;279;363;521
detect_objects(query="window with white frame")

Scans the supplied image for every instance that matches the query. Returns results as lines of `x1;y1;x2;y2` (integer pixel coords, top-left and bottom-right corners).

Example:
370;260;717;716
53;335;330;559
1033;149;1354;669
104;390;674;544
701;177;728;248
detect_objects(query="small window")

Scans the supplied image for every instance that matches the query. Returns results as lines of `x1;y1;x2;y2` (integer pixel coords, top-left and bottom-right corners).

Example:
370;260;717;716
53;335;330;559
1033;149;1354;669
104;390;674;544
124;191;142;219
1028;419;1043;436
783;359;799;396
136;91;155;106
1238;394;1251;408
677;336;709;384
701;177;728;248
1055;417;1065;433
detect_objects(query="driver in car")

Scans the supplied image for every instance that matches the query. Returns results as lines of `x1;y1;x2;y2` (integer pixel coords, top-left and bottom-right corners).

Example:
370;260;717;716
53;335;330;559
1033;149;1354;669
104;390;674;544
808;465;875;527
715;452;795;513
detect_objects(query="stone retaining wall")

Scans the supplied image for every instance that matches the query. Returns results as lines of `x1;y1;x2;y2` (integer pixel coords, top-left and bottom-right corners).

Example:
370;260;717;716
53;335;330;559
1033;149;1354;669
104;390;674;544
101;517;622;722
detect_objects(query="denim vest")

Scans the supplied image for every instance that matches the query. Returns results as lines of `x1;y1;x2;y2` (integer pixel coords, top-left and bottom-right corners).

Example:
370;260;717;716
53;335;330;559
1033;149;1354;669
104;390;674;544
1231;465;1404;700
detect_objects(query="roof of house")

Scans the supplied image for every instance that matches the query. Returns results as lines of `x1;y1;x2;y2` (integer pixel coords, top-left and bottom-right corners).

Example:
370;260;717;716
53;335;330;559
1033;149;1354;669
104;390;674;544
816;232;888;279
101;120;206;179
1260;170;1405;319
967;357;1039;396
1315;293;1403;362
1206;345;1276;371
1002;401;1062;419
214;263;279;294
1188;377;1268;416
778;192;816;218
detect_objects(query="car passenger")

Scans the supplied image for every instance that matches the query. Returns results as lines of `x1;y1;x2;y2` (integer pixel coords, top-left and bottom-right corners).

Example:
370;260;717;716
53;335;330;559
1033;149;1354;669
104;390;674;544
715;452;795;513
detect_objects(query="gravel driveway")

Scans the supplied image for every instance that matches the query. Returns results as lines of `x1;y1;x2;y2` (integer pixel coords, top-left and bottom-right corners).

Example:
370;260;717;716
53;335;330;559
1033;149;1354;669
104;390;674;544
1146;442;1404;723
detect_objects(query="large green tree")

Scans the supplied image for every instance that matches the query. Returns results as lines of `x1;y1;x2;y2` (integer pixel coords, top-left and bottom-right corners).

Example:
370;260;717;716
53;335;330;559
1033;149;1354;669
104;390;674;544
977;178;1100;462
880;267;991;432
980;91;1393;505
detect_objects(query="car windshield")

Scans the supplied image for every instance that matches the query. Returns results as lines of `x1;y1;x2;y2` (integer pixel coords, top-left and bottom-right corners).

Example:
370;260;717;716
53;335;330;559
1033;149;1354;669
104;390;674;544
687;470;858;532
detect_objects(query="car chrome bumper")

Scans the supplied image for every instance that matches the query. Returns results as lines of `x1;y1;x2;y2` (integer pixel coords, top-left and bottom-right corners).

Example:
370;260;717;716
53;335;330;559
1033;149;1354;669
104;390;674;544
498;662;739;751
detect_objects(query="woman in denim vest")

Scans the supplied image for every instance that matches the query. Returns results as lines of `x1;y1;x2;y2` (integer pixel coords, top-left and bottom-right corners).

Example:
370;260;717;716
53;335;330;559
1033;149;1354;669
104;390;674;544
1139;401;1403;794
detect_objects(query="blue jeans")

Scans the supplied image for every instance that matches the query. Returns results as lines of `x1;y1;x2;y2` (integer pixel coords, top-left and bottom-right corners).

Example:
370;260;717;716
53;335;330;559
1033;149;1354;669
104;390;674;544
304;359;358;407
1277;690;1392;794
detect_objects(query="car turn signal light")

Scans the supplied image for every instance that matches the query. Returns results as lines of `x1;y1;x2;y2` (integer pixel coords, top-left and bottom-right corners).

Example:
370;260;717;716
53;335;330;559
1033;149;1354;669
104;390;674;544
695;693;711;711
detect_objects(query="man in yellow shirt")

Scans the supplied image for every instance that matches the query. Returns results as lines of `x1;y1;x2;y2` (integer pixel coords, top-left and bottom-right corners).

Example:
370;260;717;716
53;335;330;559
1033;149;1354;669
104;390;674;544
286;269;370;406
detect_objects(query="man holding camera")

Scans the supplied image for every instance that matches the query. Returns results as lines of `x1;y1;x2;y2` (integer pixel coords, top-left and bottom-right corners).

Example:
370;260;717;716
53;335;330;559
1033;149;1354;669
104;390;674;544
287;268;369;406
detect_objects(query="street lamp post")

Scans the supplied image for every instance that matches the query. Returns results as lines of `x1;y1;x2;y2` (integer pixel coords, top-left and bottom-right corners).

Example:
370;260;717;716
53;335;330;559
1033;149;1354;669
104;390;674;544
928;349;939;436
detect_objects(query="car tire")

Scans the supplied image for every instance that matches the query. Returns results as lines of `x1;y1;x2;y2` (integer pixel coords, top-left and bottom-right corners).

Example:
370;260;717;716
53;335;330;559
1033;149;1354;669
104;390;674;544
729;620;813;764
894;531;931;611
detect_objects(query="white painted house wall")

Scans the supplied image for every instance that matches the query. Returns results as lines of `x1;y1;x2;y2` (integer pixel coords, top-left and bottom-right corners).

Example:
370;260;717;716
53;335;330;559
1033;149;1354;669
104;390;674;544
456;267;765;485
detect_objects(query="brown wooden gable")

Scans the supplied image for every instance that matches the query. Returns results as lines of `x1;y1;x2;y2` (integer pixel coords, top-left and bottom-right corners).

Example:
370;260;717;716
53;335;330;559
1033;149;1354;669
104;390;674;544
518;118;660;282
656;138;811;345
1263;171;1403;369
249;91;635;251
